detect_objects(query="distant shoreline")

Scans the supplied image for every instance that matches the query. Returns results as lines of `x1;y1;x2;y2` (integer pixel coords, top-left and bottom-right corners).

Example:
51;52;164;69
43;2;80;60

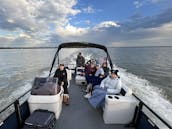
0;45;172;49
107;46;172;48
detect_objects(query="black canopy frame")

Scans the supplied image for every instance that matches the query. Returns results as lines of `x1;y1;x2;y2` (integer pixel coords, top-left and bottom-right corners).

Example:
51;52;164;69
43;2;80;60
48;42;113;76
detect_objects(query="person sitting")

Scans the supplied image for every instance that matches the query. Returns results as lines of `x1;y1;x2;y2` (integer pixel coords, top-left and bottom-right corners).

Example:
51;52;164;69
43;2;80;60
102;62;110;77
88;70;122;108
95;64;105;78
85;61;96;82
54;64;69;105
76;52;85;67
84;64;105;98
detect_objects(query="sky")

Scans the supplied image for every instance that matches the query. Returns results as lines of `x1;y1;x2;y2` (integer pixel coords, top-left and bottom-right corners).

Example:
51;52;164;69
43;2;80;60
0;0;172;47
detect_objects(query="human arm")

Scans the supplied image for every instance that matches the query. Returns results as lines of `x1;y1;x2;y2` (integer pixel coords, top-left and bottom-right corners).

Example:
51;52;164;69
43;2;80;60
99;68;105;78
54;69;59;78
82;57;85;64
63;69;68;81
100;77;108;88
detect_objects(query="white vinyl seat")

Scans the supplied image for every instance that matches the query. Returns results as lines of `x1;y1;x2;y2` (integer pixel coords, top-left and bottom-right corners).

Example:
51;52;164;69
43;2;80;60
28;87;64;119
28;68;71;119
75;67;87;85
120;85;133;96
66;68;72;88
103;85;137;124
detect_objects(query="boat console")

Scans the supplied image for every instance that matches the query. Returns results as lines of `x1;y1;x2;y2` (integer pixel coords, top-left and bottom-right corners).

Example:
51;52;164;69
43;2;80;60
75;67;87;85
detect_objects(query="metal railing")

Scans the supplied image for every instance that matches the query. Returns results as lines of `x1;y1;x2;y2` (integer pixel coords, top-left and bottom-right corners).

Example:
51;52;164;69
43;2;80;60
132;93;172;129
0;89;31;114
0;89;31;128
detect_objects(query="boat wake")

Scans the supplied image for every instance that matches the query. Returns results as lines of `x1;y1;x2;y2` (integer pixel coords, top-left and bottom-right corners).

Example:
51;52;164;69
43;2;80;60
114;65;172;127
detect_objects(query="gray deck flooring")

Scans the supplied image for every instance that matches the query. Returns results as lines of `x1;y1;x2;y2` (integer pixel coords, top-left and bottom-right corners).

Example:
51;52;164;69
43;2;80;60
55;78;134;129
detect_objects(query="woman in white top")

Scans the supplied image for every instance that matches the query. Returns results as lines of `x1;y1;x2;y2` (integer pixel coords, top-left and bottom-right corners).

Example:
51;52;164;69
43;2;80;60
88;70;122;108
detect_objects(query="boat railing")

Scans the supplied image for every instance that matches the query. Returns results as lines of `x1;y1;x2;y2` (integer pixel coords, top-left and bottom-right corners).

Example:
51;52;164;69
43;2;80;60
0;89;31;128
132;93;172;129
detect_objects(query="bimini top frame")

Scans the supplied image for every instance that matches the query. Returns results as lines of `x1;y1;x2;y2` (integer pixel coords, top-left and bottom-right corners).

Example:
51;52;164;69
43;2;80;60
48;42;113;76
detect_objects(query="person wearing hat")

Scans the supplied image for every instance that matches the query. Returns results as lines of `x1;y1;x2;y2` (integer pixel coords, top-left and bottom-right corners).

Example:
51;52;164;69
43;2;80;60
99;70;121;94
54;64;69;105
88;70;122;108
76;52;85;67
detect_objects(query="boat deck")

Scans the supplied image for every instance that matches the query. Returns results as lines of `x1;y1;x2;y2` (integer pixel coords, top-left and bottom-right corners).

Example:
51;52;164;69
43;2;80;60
55;78;134;129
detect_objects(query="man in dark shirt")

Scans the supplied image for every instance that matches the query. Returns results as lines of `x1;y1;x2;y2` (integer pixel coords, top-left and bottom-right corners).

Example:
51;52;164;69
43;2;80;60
54;64;69;105
76;52;85;67
85;62;96;76
85;62;96;86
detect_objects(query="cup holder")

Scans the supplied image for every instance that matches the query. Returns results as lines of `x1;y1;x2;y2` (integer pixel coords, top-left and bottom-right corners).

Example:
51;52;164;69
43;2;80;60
108;96;113;99
114;96;119;99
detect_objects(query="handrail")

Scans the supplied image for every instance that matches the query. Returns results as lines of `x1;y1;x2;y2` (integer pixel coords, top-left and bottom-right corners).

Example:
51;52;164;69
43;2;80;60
132;93;172;129
0;89;31;114
48;42;114;76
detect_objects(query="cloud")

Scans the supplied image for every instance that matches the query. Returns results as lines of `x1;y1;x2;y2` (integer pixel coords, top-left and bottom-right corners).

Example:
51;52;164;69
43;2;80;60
0;0;82;46
46;21;120;44
71;20;91;26
111;22;172;46
124;8;172;30
50;8;172;47
0;36;15;47
0;35;44;47
133;0;160;8
82;6;95;13
44;6;172;47
56;24;89;37
94;21;120;30
0;0;172;47
133;1;143;8
133;0;172;8
0;0;36;31
0;0;81;35
35;0;80;21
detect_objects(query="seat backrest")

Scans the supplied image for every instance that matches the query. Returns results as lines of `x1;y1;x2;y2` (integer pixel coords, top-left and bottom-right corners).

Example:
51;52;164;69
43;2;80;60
120;85;132;96
66;68;72;81
76;67;85;75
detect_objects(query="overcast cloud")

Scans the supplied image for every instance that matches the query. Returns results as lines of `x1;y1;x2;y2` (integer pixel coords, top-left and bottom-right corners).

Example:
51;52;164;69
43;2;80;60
0;0;172;47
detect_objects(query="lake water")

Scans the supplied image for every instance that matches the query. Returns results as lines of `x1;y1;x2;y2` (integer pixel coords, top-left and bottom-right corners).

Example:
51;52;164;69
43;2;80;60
108;47;172;102
0;46;172;126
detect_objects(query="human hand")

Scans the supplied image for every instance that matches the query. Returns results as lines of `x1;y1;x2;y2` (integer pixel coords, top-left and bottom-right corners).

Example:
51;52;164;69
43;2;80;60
61;81;64;86
100;75;104;78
